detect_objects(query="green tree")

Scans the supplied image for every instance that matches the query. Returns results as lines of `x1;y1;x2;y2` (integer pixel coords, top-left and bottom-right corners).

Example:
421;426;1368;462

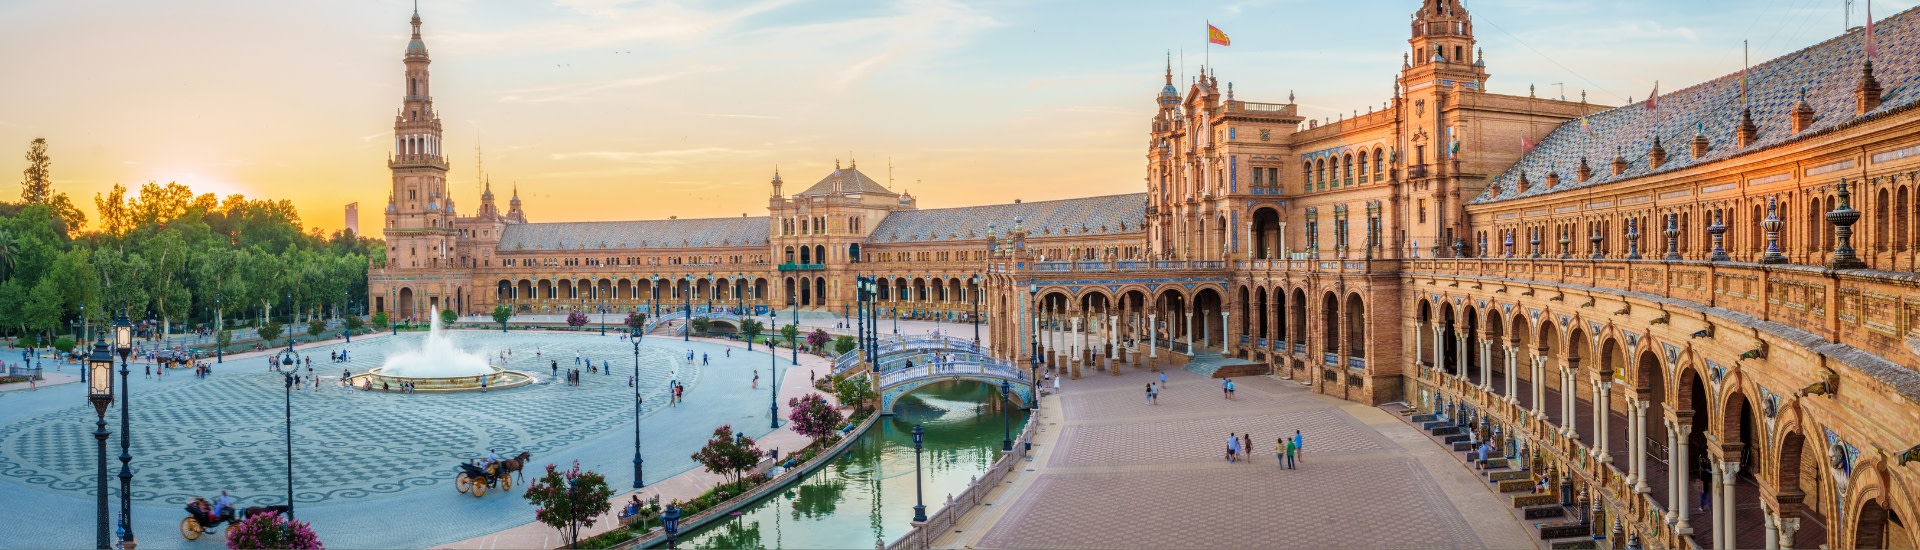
522;461;613;550
20;138;51;204
833;335;856;355
371;311;390;329
257;320;283;343
690;317;711;336
343;313;364;332
0;229;17;281
690;424;763;488
738;318;763;351
780;324;799;348
493;305;514;332
307;319;327;337
832;375;876;415
439;308;458;326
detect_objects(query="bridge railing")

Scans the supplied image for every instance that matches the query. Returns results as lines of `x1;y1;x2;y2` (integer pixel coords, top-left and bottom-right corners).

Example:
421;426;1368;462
831;335;986;374
876;360;1028;388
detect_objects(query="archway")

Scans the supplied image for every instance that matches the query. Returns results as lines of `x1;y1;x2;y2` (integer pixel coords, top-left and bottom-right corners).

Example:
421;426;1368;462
1635;349;1670;509
1775;429;1829;548
1344;293;1366;362
398;287;415;322
1252;207;1282;259
1320;292;1340;358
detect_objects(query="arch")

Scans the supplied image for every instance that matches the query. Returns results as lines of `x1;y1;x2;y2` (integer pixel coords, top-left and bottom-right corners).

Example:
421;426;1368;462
1289;288;1308;345
1320;291;1341;355
799;246;812;264
1251;206;1282;259
815;245;827;265
849;243;862;263
816;277;827;308
398;287;415;321
1344;293;1366;360
497;280;512;302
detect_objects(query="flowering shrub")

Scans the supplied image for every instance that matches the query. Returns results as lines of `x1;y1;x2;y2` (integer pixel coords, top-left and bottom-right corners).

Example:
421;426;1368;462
225;511;323;550
690;424;762;487
806;329;830;350
523;461;613;549
787;392;844;441
566;311;589;327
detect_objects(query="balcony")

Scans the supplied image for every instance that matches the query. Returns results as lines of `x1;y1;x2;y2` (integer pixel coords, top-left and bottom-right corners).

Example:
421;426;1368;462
777;263;825;271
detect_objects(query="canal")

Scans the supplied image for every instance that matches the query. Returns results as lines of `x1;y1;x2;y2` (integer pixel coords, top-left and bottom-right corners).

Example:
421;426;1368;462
678;381;1031;549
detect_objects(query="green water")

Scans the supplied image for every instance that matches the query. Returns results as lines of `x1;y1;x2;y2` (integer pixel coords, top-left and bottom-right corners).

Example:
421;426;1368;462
678;381;1031;549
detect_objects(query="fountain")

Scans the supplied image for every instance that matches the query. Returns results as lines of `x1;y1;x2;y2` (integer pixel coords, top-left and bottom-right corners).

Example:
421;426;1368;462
349;307;534;393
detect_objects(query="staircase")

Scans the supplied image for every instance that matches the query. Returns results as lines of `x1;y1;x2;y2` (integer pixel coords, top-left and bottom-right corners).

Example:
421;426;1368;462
1398;411;1605;549
1182;352;1250;378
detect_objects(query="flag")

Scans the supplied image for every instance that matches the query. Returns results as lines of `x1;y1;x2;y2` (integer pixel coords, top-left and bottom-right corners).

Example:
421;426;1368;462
1208;23;1231;46
1521;135;1533;153
1867;0;1878;58
1448;126;1460;157
1646;81;1659;110
1580;115;1591;135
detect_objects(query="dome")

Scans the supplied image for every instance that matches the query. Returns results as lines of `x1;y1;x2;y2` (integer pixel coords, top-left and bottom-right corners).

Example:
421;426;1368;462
407;38;428;57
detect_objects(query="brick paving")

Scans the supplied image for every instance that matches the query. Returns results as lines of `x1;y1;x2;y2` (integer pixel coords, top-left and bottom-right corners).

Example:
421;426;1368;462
935;368;1539;550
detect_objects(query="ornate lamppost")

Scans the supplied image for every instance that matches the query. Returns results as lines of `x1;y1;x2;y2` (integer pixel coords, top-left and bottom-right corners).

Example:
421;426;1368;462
283;365;295;519
911;424;927;524
631;325;645;488
662;503;682;549
215;295;224;363
790;293;799;366
600;300;608;336
86;336;114;549
1000;379;1013;452
970;274;981;344
682;275;692;342
113;315;135;550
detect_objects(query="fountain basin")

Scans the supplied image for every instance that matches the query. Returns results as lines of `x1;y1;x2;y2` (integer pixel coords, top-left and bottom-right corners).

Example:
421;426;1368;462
348;365;535;393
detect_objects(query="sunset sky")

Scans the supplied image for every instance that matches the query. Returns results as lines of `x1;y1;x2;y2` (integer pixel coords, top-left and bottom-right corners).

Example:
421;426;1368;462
1;0;1905;232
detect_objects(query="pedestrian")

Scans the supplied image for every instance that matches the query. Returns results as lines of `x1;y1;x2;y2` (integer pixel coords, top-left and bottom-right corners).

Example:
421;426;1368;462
753;370;760;389
1226;433;1241;463
1275;437;1287;468
1476;441;1492;469
1242;433;1252;462
1222;378;1231;399
144;364;151;379
702;353;709;366
1227;379;1236;399
1052;375;1060;393
1145;383;1152;405
1292;430;1303;466
628;375;634;387
1284;436;1297;469
1694;475;1710;512
604;360;610;374
552;360;558;378
725;348;731;358
1159;371;1167;389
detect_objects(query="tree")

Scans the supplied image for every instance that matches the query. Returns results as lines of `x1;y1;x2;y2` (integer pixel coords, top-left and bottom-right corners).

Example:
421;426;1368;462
565;311;588;327
257;320;283;343
493;305;514;332
20;138;52;204
806;328;830;351
307;319;327;337
690;317;710;336
217;329;232;349
370;311;389;329
833;335;856;355
439;308;458;326
691;424;763;488
786;392;845;441
223;510;323;550
832;375;876;415
521;461;613;550
343;314;364;332
738;318;763;351
780;324;799;348
0;229;17;281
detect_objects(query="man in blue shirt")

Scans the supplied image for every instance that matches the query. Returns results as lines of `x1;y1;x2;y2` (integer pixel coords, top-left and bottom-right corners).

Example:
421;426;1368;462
211;490;236;522
1293;430;1303;465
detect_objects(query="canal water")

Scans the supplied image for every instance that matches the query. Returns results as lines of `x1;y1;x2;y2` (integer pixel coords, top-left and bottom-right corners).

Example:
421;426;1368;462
678;381;1031;549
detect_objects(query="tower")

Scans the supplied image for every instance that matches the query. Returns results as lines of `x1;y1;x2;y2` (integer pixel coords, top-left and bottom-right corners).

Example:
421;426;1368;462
1399;0;1488;256
383;5;455;270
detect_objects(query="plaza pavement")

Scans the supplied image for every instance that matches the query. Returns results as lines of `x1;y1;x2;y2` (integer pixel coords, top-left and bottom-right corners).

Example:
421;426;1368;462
931;368;1540;550
0;330;815;549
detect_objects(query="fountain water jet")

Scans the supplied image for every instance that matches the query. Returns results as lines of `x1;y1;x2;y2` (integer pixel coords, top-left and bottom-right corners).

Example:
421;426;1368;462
349;307;533;393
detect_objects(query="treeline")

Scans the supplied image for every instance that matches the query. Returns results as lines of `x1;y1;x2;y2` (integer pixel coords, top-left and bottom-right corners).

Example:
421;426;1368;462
0;138;382;347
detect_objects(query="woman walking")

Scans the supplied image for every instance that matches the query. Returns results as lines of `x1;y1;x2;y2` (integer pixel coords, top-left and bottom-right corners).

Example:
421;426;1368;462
1226;433;1241;463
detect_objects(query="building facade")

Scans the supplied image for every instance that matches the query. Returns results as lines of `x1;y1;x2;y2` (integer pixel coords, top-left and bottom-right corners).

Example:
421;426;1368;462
370;2;1920;547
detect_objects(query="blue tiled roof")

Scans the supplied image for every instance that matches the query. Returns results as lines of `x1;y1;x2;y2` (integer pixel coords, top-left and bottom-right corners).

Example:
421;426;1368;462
1474;6;1920;204
869;193;1147;243
797;167;893;196
497;217;769;251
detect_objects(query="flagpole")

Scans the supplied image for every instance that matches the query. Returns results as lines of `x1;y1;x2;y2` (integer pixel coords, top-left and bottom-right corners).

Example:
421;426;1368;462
1204;20;1210;70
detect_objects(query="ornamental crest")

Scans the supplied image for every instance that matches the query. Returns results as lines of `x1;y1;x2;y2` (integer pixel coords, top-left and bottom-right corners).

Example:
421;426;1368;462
1662;342;1681;367
1529;308;1542;321
1502;304;1514;315
1260;129;1272;142
1588;321;1606;339
1824;427;1859;524
1706;359;1727;387
1623;330;1641;350
1476;299;1488;309
1452;297;1464;306
1558;314;1572;328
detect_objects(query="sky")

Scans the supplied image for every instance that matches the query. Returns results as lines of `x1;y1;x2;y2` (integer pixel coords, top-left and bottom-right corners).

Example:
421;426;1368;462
0;0;1908;233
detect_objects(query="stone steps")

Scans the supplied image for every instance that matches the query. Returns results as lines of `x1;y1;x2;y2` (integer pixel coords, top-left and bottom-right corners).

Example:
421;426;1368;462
1548;539;1600;550
1538;523;1592;540
1488;470;1530;482
1497;479;1535;493
1523;506;1568;520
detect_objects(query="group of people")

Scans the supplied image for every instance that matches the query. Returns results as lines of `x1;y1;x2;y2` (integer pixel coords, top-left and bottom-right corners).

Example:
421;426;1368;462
1222;430;1303;468
329;350;353;363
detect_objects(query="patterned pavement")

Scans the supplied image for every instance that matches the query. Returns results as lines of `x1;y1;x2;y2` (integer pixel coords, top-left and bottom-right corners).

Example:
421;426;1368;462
941;369;1539;550
0;331;792;550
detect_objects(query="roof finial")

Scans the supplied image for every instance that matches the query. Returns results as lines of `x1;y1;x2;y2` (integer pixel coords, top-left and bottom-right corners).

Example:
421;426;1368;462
835;159;841;170
848;155;856;170
1165;51;1173;85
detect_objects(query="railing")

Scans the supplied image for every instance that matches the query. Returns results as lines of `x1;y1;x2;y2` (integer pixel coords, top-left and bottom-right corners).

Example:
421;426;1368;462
876;361;1028;388
1322;352;1338;365
885;416;1039;550
833;335;988;374
1346;357;1366;369
1019;260;1242;273
777;263;825;271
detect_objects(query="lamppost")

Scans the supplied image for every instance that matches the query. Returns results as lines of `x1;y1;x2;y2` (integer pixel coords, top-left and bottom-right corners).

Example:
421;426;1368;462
285;292;296;356
77;303;86;385
344;290;352;343
911;424;927;524
1028;284;1040;397
1000;379;1013;452
283;364;295;519
970;274;981;344
682;275;692;342
769;323;779;429
705;272;714;313
631;325;645;488
600;301;608;336
789;298;799;366
215;295;224;363
113;315;135;550
661;503;682;549
649;275;660;319
86;335;114;550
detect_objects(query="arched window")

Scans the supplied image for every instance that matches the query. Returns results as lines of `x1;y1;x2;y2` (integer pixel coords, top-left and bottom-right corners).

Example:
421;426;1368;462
1373;147;1385;177
1342;153;1354;185
1357;151;1370;184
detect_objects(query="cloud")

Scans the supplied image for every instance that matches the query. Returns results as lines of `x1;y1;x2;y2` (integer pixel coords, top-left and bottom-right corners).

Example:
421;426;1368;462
549;147;767;164
497;66;723;103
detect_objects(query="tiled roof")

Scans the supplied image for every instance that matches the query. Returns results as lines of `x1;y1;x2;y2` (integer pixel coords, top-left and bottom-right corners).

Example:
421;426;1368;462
797;167;894;196
497;217;769;251
1473;6;1920;204
868;193;1147;243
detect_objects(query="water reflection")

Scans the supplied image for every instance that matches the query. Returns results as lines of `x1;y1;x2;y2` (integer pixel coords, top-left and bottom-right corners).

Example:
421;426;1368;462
680;381;1030;549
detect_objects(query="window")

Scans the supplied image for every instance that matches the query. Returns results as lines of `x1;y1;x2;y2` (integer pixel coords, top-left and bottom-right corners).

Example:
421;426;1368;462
1358;151;1370;184
1418;199;1428;223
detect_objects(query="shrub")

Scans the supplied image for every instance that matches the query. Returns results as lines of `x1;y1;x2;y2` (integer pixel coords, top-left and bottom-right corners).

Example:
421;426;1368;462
224;511;323;550
52;337;75;353
787;392;844;441
306;319;327;337
439;308;459;326
690;317;711;336
806;328;830;350
342;314;364;332
832;375;876;415
256;321;283;343
522;461;613;550
690;424;762;487
370;311;390;329
833;335;856;355
566;311;589;328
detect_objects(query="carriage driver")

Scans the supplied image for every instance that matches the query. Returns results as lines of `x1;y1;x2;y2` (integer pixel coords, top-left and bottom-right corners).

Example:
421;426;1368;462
483;449;500;474
211;490;236;521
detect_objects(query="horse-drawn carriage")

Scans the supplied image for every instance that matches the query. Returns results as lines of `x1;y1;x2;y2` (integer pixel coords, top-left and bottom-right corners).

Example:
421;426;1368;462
179;496;289;541
455;451;528;497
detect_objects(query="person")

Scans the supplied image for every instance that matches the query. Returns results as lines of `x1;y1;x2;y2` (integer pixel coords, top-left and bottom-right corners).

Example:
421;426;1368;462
1053;374;1060;393
552;360;559;378
753;370;760;389
1226;433;1241;463
701;353;709;366
1222;378;1231;399
144;364;150;379
1476;441;1493;469
1695;475;1711;512
604;360;610;375
1159;371;1167;389
1242;433;1252;462
1276;437;1287;468
1285;436;1297;469
1227;379;1236;399
211;490;236;522
725;348;731;358
621;494;642;519
1292;430;1303;465
1145;383;1153;405
482;449;499;474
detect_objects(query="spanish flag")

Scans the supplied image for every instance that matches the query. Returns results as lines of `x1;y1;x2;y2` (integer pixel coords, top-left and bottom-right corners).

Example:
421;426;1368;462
1208;23;1230;46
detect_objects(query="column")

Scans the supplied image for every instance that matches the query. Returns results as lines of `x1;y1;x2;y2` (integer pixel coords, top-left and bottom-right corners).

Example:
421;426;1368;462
1595;379;1610;456
1779;516;1800;550
1764;506;1780;550
1220;310;1230;354
1533;353;1548;415
1634;400;1652;494
1504;345;1519;403
1414;325;1425;366
1478;339;1493;390
1431;327;1445;372
1108;314;1119;366
1454;333;1468;379
1624;396;1641;488
1149;313;1158;359
1674;420;1694;534
1184;311;1193;351
1720;461;1740;550
1070;315;1081;364
1708;461;1727;549
1560;367;1575;434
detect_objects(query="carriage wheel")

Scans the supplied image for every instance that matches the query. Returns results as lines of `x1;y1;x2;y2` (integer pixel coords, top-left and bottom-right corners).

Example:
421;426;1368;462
472;480;489;497
456;472;472;493
181;517;203;541
502;474;513;491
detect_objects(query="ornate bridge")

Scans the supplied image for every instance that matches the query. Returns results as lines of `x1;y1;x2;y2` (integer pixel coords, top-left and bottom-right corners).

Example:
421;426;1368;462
834;335;1035;413
643;311;749;335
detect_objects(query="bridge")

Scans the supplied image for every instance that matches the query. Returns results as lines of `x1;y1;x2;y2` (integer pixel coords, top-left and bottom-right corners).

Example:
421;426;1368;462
643;311;751;336
833;335;1037;413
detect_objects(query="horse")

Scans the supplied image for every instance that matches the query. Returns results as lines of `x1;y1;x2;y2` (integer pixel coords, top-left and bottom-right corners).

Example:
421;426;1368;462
499;451;531;482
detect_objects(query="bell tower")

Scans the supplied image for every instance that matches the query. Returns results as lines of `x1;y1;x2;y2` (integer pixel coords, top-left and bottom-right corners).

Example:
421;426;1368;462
384;5;456;270
1401;0;1486;90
